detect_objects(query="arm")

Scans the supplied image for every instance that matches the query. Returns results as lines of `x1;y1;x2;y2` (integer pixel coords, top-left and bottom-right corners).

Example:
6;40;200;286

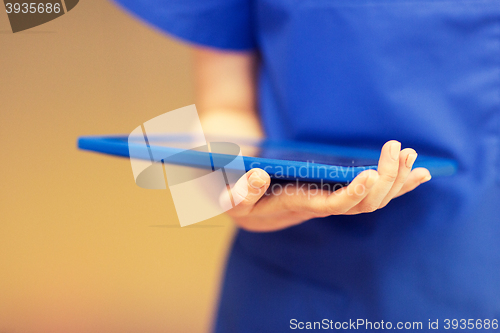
194;46;432;232
194;47;262;139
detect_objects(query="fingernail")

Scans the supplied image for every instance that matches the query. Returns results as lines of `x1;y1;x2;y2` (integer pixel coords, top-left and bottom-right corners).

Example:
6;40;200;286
365;173;379;188
405;153;418;169
421;175;432;183
249;172;266;189
390;141;401;161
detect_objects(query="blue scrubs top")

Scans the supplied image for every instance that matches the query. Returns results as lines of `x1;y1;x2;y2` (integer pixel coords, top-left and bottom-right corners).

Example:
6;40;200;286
115;0;500;331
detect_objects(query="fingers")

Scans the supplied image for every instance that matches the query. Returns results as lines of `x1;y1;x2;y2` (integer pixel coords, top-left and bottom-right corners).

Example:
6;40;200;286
225;168;271;217
394;167;431;198
378;148;417;208
320;169;379;215
225;143;431;225
248;169;378;218
354;140;401;212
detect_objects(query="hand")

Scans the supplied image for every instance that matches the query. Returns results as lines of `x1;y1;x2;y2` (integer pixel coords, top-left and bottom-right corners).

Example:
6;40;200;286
222;140;432;232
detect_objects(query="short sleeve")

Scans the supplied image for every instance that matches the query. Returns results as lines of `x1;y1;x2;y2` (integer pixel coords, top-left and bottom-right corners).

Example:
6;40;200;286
113;0;255;51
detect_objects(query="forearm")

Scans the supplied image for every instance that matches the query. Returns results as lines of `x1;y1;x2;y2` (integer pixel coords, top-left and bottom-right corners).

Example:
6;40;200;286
198;108;263;139
193;47;263;139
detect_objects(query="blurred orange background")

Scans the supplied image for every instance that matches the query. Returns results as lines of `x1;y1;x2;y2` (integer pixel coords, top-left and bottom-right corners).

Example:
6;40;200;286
0;1;234;332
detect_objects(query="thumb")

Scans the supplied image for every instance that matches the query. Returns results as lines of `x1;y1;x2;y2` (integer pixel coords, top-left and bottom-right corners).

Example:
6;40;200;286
223;168;271;217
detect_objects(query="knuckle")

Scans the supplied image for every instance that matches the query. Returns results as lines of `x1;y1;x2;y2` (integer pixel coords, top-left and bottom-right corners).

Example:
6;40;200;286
361;202;379;213
239;196;255;207
320;196;344;216
233;188;255;207
380;172;398;183
378;202;388;209
302;200;325;216
394;177;407;187
325;204;347;216
311;209;329;218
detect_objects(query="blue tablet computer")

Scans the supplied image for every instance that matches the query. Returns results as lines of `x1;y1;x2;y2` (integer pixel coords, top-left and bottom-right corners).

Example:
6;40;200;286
77;135;457;183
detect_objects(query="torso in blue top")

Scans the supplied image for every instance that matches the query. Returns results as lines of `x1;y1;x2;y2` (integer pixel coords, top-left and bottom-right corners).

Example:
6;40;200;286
114;0;500;331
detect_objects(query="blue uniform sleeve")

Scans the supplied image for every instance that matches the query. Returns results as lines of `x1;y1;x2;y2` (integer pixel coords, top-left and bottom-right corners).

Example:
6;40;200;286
113;0;255;51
